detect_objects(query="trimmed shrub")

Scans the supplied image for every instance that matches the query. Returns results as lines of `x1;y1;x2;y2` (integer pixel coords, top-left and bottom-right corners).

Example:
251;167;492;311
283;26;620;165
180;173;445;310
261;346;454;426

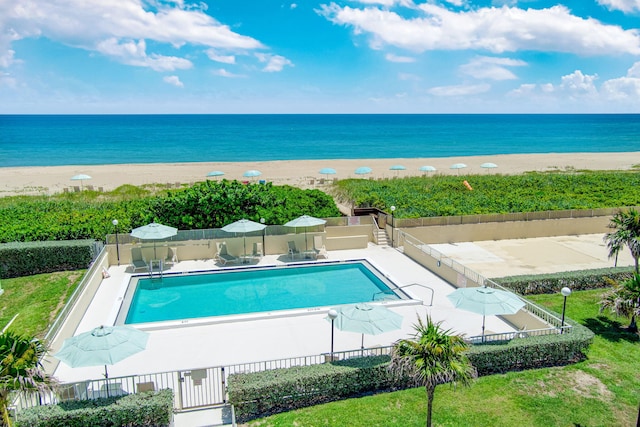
493;267;635;295
0;240;98;279
15;389;173;427
228;355;411;423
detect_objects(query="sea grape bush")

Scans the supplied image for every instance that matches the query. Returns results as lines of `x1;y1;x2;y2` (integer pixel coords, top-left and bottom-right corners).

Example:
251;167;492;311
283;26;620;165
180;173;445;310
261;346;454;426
333;171;640;217
0;180;339;243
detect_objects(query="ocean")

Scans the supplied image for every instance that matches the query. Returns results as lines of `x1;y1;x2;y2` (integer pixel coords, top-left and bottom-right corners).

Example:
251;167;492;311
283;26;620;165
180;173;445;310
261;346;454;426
0;114;639;167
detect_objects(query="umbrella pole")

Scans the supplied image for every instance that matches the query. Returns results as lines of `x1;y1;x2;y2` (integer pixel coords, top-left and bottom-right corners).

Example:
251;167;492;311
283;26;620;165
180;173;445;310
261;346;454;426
361;333;365;356
104;365;108;379
481;315;486;343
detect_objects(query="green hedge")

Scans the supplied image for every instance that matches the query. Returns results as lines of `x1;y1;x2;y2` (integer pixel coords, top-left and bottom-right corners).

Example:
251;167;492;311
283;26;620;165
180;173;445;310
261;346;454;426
493;267;635;295
227;355;411;423
467;317;594;376
0;240;98;279
15;389;173;427
229;318;593;423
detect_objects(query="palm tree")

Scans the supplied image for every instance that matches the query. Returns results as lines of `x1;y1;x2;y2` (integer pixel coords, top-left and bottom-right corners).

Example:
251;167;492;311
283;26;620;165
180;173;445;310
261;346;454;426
0;331;56;427
389;316;477;427
603;208;640;273
600;273;640;333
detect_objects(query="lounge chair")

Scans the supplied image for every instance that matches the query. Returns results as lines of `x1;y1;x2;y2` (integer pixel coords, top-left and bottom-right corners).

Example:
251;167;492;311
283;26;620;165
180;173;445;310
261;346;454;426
215;242;239;266
252;242;263;261
313;235;328;259
130;247;149;272
165;247;178;265
288;241;300;260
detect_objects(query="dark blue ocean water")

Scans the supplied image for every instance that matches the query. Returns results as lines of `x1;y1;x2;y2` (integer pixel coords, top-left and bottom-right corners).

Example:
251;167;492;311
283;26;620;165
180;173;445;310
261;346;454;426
1;114;639;167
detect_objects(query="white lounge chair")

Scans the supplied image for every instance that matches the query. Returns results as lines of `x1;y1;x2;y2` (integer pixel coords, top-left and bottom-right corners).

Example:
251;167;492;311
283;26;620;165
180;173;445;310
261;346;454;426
252;242;263;261
313;235;328;259
287;241;300;260
215;242;239;265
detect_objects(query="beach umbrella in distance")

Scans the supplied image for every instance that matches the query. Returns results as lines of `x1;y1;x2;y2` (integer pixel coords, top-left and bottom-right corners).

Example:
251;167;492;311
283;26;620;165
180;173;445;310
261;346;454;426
354;166;372;177
319;168;337;179
70;173;92;190
243;170;262;180
389;165;406;176
419;165;436;174
207;170;225;178
480;162;498;173
221;219;266;258
447;286;525;341
130;222;178;259
329;303;403;350
450;163;467;174
55;325;149;379
284;215;327;251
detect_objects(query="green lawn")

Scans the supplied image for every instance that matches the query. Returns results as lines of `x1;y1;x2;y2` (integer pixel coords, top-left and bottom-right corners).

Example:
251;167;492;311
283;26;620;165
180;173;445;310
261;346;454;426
247;289;640;427
0;271;84;338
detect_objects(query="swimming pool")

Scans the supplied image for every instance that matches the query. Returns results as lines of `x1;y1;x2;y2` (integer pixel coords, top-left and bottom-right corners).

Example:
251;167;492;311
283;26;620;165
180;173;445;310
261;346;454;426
118;260;409;325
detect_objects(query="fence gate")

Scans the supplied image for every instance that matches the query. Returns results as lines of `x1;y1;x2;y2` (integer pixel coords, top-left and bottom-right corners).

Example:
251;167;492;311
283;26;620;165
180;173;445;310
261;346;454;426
177;367;226;409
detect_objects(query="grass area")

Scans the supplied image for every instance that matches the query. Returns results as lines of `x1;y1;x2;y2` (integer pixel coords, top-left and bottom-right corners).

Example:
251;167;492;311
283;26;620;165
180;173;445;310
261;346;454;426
0;270;84;339
247;289;640;427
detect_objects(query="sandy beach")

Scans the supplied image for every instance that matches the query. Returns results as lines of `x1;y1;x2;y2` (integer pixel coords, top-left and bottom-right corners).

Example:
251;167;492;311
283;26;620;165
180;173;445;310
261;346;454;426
0;152;638;196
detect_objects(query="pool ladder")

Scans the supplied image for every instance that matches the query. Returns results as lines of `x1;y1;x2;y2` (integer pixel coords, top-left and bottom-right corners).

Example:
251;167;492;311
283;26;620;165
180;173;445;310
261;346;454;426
148;259;164;279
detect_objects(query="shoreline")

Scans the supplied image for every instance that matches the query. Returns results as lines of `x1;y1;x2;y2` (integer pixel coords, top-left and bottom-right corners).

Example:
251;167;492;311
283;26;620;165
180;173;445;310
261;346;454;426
0;152;638;196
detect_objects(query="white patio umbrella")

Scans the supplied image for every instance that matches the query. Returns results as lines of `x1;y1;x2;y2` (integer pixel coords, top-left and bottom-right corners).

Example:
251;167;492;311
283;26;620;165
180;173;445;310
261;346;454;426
70;174;92;190
55;325;149;379
319;168;337;179
447;286;525;341
221;219;266;258
243;170;262;180
207;171;225;178
130;222;178;259
389;165;406;176
284;215;326;251
329;303;403;350
354;166;372;177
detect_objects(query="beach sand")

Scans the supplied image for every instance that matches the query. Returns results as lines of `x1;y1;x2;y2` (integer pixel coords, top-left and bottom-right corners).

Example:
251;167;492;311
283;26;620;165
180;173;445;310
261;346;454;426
0;152;638;196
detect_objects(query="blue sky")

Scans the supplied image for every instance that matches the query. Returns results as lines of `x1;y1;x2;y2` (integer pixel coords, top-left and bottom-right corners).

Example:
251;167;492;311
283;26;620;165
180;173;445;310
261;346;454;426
2;0;640;114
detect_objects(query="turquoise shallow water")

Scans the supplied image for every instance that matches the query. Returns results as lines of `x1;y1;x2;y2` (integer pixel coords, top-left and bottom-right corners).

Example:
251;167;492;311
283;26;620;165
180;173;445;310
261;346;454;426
1;114;639;167
124;262;400;324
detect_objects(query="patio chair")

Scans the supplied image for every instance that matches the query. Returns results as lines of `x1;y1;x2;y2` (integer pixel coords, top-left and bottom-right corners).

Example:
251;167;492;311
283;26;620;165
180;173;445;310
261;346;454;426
313;235;328;259
215;242;239;266
252;242;263;261
287;241;300;260
130;247;149;272
165;247;178;265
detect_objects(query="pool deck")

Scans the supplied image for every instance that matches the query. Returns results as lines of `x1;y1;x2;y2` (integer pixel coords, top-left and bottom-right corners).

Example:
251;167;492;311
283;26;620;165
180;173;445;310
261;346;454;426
48;243;520;383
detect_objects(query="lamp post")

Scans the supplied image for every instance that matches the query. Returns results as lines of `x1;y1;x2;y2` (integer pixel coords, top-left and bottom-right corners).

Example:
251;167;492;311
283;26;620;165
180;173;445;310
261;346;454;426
112;219;120;266
328;309;338;358
390;206;396;247
560;287;572;334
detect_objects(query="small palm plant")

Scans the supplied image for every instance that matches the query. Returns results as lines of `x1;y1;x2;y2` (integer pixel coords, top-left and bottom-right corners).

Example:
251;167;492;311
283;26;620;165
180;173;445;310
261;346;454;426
603;208;640;273
600;273;640;333
389;316;477;427
0;331;56;427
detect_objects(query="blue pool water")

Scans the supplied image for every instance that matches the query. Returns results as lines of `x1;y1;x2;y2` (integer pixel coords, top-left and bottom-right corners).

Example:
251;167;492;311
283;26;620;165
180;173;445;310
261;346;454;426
123;261;402;325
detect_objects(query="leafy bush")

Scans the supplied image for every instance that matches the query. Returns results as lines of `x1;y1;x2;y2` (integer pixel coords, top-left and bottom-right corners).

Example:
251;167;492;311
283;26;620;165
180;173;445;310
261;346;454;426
333;171;640;217
227;355;410;423
493;267;635;295
0;181;340;243
15;389;173;427
0;240;97;279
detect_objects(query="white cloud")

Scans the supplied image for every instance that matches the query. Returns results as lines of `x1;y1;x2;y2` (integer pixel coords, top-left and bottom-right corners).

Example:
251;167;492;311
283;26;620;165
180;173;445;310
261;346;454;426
95;38;192;71
319;3;640;55
255;53;294;72
206;49;236;64
1;0;265;70
163;75;184;87
597;0;640;13
385;53;415;62
212;68;245;78
428;83;491;96
601;62;640;100
559;70;598;95
460;56;526;80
